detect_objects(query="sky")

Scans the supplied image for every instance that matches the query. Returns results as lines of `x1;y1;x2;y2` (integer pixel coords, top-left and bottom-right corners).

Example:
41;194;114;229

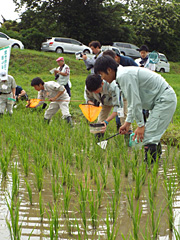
0;0;22;22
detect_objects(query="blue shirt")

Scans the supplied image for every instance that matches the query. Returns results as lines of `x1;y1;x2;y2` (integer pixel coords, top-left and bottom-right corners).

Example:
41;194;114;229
15;85;23;96
119;55;138;67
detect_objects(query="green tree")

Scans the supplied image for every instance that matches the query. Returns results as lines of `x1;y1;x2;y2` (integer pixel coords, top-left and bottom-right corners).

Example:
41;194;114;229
128;0;180;61
13;0;132;46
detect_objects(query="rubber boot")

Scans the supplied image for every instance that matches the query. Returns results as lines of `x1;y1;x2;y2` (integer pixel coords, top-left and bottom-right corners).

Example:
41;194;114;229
144;144;157;163
66;116;73;127
44;118;50;124
157;142;162;159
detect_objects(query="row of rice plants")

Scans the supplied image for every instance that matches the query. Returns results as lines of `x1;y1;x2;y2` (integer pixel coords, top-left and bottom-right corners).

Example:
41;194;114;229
1;109;180;239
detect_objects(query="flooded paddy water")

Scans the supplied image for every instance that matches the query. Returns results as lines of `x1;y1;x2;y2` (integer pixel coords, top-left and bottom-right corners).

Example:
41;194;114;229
0;112;180;239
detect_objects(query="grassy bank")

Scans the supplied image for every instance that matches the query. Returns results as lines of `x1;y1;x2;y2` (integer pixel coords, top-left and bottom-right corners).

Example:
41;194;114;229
9;48;180;145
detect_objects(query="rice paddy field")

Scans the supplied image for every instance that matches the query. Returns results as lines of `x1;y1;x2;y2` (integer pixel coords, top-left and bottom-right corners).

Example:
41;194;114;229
1;49;180;239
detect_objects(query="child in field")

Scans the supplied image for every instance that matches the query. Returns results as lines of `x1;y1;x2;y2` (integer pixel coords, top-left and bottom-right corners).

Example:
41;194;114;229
31;77;72;125
94;55;177;162
85;74;121;135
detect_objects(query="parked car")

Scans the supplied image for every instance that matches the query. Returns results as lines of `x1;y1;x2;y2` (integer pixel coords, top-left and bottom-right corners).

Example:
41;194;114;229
41;37;92;54
0;32;24;49
155;53;170;73
135;52;170;73
112;42;140;58
101;45;121;55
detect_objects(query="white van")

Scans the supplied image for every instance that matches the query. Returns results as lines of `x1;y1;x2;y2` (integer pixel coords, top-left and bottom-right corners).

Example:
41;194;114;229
155;53;170;73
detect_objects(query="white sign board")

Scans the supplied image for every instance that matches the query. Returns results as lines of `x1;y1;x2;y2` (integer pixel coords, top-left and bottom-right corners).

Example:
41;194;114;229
0;45;11;74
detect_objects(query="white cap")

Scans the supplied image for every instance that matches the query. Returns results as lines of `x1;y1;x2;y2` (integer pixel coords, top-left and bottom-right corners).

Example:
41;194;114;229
0;71;7;80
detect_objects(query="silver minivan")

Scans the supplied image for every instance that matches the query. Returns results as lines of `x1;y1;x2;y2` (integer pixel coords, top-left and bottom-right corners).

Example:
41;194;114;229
41;37;91;54
112;42;140;58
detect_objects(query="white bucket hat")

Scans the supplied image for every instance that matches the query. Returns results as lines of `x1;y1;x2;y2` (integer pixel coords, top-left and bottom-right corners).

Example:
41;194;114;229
0;71;7;80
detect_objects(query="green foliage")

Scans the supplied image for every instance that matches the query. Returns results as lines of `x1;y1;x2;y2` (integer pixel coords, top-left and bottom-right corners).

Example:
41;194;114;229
129;0;180;61
21;28;46;50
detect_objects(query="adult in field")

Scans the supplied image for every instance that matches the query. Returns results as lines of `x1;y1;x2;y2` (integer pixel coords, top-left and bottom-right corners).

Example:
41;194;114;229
82;40;103;73
15;85;28;101
0;71;16;116
31;77;72;125
54;57;71;97
85;74;120;138
135;45;156;71
103;50;138;134
135;45;156;122
94;56;177;162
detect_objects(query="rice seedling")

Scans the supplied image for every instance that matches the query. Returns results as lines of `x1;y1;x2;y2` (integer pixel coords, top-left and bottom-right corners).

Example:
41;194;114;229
95;174;103;208
17;144;29;177
139;161;147;185
61;185;71;217
134;167;142;200
34;163;43;192
166;141;172;160
88;189;98;229
63;144;73;166
127;189;142;240
51;154;59;181
75;154;80;170
175;153;180;182
172;145;178;165
109;193;120;223
106;151;111;168
79;178;89;231
0;151;11;179
163;157;168;178
5;195;22;240
112;166;121;199
164;174;176;231
173;219;180;240
150;160;159;197
51;176;61;202
146;152;153;172
74;218;83;240
39;191;45;222
105;205;118;240
60;160;67;186
66;165;73;190
148;179;163;239
46;202;60;240
24;178;32;205
99;163;108;189
131;159;136;181
89;157;94;180
124;154;130;178
11;162;20;200
133;148;140;167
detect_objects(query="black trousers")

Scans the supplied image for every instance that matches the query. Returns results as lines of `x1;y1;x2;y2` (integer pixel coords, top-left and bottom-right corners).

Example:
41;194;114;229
64;83;71;97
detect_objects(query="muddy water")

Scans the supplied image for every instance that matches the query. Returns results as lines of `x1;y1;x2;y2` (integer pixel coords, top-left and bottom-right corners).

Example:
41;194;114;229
0;145;180;239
